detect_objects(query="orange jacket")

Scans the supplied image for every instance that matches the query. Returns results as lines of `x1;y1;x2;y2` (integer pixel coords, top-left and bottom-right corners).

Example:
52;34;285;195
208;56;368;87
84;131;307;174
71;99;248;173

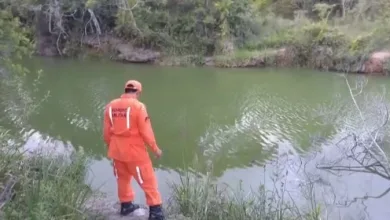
103;94;160;162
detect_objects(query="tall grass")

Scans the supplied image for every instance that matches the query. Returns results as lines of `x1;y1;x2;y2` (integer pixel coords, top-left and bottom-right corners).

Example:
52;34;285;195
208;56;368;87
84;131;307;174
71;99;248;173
168;170;321;220
0;127;95;219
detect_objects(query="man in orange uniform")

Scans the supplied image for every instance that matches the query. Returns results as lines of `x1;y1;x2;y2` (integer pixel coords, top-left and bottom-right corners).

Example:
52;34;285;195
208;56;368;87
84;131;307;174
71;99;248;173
103;80;165;220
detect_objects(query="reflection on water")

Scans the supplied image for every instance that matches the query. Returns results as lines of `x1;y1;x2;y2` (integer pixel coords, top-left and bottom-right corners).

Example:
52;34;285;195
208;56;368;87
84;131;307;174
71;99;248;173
86;158;182;205
22;130;74;157
2;58;390;219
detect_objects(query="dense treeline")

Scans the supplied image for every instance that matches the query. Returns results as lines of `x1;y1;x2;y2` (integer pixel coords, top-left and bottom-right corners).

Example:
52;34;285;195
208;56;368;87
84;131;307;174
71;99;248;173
0;0;387;52
1;0;390;70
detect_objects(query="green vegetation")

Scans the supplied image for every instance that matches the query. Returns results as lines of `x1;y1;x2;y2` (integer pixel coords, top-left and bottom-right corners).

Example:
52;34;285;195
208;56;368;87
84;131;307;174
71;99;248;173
1;0;390;72
0;0;388;219
168;168;322;220
0;140;93;219
0;4;95;219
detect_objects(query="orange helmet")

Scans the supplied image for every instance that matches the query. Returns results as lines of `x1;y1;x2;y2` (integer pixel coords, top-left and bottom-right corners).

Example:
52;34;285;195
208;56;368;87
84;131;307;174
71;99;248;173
124;80;142;93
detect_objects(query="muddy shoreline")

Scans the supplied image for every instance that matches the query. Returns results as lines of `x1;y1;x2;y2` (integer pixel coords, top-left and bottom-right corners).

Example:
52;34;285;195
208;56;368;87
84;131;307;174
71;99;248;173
35;35;390;76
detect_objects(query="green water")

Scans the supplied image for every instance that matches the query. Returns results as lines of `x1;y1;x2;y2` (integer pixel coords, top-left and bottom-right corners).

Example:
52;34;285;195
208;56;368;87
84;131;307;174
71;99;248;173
2;57;390;218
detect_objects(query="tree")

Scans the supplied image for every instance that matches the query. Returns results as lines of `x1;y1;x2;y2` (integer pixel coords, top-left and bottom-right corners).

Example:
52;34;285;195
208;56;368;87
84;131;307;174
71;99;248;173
0;4;45;128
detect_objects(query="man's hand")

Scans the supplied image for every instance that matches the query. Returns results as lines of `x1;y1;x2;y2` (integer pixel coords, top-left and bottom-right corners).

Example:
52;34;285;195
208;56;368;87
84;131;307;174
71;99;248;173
155;149;162;159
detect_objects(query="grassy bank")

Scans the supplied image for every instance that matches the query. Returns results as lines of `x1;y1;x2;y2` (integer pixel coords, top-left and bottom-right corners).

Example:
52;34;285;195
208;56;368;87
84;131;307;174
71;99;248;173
159;18;390;75
168;169;322;220
0;128;94;219
0;125;318;220
0;138;320;220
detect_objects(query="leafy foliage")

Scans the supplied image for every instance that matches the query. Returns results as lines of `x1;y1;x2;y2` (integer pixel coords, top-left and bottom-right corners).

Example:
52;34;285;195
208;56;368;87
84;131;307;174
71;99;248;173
2;0;390;63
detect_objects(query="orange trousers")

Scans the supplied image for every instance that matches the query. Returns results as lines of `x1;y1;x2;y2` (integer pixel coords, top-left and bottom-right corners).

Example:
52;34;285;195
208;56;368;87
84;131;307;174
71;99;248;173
113;160;162;206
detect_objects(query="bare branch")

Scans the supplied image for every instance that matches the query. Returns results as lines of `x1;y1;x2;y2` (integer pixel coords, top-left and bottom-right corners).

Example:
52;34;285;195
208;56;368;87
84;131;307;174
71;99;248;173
341;186;390;207
0;174;18;210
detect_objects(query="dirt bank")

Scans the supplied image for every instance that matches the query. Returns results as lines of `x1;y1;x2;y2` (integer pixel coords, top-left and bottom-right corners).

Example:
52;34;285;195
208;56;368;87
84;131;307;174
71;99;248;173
35;34;390;75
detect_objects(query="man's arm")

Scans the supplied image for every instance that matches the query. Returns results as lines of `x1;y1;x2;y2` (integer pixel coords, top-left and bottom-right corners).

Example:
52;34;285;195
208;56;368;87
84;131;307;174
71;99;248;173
103;104;112;148
138;103;161;155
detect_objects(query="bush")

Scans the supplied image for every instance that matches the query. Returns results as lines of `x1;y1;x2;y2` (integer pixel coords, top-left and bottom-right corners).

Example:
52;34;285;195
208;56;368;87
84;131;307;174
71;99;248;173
169;169;321;220
0;129;94;219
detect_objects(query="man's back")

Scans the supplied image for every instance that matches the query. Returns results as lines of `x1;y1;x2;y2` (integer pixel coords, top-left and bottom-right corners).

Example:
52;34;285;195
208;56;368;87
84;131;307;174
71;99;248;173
103;94;159;162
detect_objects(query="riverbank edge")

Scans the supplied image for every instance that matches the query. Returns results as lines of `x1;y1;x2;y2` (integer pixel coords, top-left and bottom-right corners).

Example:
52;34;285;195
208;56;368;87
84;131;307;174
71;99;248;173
37;35;390;75
0;145;320;220
0;146;186;220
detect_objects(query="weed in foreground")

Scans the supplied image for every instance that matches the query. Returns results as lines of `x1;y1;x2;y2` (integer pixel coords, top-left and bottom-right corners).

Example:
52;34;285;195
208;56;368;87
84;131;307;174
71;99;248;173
168;169;321;220
0;143;94;220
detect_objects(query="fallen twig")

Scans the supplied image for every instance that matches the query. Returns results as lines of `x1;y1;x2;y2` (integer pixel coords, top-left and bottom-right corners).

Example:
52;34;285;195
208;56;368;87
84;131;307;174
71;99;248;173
0;174;18;210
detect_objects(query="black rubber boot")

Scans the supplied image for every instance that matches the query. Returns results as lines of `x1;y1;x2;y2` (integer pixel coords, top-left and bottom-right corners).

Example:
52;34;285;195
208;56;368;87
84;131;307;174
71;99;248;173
149;205;165;220
120;201;140;216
